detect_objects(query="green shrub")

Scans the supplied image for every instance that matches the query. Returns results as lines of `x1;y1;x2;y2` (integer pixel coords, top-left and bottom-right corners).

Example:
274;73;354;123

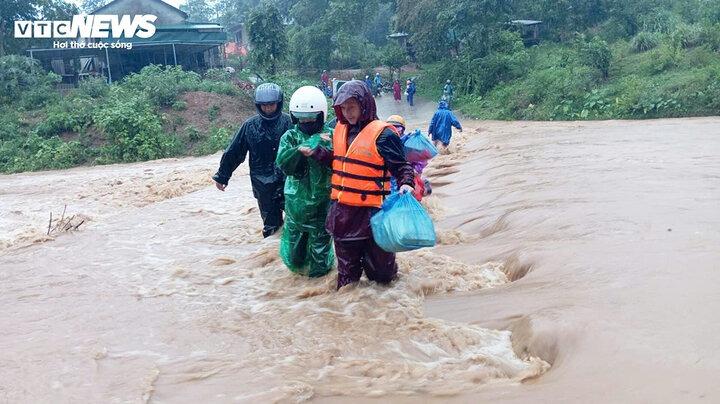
19;87;61;110
204;68;231;81
699;23;720;50
0;55;61;108
640;9;683;34
671;23;703;48
93;88;181;162
650;44;681;73
195;126;231;155
30;136;88;169
598;17;634;42
77;76;109;98
580;36;612;79
34;96;96;138
208;105;221;121
0;109;22;141
171;100;188;111
121;65;201;106
185;125;202;142
197;80;238;95
630;31;662;52
0;132;90;173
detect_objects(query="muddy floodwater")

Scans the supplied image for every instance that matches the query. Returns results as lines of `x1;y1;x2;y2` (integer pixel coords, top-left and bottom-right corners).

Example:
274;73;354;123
1;95;718;403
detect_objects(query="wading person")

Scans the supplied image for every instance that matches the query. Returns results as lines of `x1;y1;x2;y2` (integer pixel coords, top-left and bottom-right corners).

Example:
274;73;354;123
300;81;416;289
406;78;416;107
213;83;292;238
275;86;335;277
393;79;401;102
442;79;454;109
428;99;462;151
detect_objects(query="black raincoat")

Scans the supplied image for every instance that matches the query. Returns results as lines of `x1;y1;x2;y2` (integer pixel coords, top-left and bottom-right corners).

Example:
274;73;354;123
213;113;293;237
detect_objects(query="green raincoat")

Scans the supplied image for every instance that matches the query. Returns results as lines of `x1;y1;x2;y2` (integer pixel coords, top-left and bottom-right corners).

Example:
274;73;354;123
275;125;334;277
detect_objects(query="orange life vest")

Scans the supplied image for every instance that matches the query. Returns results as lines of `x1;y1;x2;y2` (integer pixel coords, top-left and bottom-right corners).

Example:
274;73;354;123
331;120;395;207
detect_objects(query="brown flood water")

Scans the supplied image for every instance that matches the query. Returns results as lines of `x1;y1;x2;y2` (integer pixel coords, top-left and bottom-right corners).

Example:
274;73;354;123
1;94;718;403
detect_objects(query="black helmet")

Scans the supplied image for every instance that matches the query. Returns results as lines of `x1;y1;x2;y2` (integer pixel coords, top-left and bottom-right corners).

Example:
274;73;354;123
254;83;283;120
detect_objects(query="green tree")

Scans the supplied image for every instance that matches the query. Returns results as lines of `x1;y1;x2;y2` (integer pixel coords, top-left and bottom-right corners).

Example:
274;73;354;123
381;43;406;76
216;0;261;28
396;0;512;61
247;2;288;74
0;0;37;56
180;0;214;22
81;0;110;13
288;23;333;68
1;0;78;56
290;0;329;27
0;55;60;105
580;35;612;79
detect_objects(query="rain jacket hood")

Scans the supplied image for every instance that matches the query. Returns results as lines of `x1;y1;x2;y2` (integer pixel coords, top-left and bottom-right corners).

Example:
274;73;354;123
332;80;378;128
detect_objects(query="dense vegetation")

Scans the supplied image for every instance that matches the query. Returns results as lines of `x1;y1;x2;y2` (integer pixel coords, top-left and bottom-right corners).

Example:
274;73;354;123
213;0;720;119
0;59;245;173
1;0;719;173
239;0;720;120
407;1;720;119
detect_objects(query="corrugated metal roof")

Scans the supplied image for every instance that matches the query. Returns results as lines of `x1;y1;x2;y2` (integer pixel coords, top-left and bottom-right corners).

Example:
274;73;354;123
92;0;189;19
510;20;542;25
157;23;224;31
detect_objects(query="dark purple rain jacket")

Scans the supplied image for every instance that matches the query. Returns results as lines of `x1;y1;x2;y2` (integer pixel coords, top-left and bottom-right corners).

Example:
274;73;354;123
310;80;415;241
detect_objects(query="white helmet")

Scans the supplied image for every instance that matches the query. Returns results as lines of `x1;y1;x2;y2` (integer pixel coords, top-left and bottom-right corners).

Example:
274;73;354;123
289;86;328;122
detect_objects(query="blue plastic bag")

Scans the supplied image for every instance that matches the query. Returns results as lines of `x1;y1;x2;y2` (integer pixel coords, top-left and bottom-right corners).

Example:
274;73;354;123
403;130;438;162
371;192;436;252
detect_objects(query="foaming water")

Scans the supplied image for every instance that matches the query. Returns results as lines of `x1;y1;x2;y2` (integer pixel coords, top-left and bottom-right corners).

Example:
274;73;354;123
0;98;547;402
172;244;545;401
5;97;716;402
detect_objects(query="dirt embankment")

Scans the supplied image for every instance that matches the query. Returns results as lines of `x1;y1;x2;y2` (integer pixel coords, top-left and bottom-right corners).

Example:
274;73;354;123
162;91;256;139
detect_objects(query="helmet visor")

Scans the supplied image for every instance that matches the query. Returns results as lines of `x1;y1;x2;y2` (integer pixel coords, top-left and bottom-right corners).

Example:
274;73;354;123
292;111;322;122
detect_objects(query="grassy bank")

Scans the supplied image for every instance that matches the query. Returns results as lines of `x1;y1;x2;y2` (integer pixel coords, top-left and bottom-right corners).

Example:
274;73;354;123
0;58;259;174
416;33;720;121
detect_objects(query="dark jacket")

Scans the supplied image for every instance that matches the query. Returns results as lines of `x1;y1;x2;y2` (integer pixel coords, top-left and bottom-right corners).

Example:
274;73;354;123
213;113;293;194
311;80;415;240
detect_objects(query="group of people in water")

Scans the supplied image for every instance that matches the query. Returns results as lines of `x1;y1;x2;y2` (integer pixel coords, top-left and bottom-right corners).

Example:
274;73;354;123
213;78;462;289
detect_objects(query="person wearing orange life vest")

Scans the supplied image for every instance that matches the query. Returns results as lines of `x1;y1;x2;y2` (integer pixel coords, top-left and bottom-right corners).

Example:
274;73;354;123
298;80;415;289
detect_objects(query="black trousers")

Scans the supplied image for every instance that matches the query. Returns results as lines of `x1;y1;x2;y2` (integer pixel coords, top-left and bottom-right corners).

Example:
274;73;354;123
253;183;284;238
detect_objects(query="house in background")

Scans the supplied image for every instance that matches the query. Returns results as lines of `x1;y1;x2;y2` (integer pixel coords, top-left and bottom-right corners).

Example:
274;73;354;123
387;32;416;62
225;23;250;57
27;0;227;85
509;20;543;46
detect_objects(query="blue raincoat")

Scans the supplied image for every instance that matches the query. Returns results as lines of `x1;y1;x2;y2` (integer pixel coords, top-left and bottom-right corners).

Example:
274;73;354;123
428;100;462;146
364;78;373;92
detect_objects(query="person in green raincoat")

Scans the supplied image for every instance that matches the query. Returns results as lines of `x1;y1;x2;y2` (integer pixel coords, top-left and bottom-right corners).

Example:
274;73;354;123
275;86;334;277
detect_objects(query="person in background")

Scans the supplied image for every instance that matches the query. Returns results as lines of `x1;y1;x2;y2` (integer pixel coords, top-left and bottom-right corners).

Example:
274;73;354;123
393;79;401;102
442;79;454;109
373;72;382;96
428;99;462;150
406;78;416;107
387;115;432;201
364;75;373;94
386;114;406;137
